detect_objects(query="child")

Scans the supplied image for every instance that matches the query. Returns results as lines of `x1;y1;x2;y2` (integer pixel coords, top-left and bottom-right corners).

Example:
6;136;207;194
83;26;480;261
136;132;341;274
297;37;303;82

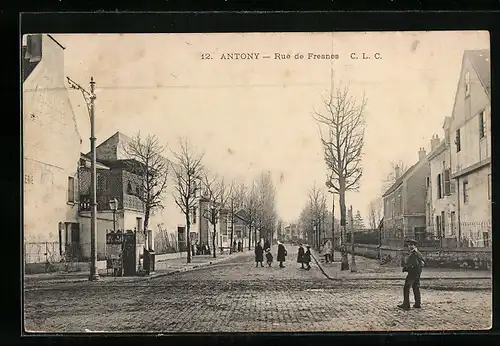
265;248;273;267
303;245;312;270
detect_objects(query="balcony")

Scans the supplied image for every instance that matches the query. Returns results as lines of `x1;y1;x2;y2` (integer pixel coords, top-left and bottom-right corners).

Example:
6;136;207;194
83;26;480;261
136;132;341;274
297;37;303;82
78;194;144;213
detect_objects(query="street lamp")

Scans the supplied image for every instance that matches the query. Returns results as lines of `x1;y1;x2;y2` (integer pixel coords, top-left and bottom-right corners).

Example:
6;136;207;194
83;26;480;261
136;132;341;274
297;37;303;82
109;198;118;232
67;76;99;281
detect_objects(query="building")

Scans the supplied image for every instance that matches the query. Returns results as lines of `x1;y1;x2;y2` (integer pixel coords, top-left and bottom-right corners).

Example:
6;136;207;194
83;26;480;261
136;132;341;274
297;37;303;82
382;148;430;242
448;50;491;247
23;34;83;264
425;130;458;247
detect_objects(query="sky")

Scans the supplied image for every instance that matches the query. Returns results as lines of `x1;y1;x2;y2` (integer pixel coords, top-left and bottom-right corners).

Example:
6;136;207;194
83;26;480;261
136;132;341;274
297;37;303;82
52;31;490;224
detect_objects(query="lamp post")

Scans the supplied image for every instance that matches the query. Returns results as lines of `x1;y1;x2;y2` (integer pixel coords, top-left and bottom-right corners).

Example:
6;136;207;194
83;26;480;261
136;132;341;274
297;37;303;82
211;203;217;257
67;76;99;281
109;198;118;232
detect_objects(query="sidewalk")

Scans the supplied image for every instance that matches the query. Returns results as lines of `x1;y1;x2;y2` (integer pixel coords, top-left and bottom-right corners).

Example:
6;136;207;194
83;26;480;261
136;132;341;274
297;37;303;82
310;248;492;281
24;249;251;287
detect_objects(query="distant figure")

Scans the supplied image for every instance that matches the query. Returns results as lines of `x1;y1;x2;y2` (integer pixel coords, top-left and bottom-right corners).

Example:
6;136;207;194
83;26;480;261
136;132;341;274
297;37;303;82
322;240;332;263
265;248;273;267
254;242;264;267
398;238;425;310
303;245;312;270
238;240;242;252
233;240;237;252
277;241;287;268
297;244;305;269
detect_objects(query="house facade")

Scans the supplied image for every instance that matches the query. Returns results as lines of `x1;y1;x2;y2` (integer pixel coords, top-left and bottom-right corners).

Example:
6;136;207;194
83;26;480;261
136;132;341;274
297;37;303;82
425;129;458;247
23;34;82;264
382;148;430;242
448;50;491;247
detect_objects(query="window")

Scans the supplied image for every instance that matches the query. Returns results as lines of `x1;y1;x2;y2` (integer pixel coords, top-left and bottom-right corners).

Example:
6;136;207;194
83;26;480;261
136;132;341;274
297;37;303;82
465;71;470;97
479;110;485;139
426;176;430;188
444;169;451;196
488;174;492;200
437;174;442;199
463;181;469;204
436;215;441;238
455;129;461;152
450;211;456;236
67;176;75;203
127;182;133;194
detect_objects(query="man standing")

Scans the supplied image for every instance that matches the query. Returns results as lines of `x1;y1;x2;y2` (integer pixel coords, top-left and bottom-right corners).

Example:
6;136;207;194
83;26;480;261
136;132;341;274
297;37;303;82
398;238;425;310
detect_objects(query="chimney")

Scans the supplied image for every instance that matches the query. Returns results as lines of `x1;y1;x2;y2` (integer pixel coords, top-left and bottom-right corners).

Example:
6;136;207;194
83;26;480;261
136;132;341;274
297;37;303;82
418;147;427;161
395;165;401;179
430;134;441;151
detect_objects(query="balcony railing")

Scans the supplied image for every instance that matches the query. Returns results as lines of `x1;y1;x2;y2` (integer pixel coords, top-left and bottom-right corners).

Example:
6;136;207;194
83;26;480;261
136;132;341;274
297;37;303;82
78;194;144;213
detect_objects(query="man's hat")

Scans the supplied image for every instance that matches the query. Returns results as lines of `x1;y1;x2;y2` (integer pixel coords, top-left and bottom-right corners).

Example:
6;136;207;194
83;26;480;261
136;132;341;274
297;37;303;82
405;238;418;245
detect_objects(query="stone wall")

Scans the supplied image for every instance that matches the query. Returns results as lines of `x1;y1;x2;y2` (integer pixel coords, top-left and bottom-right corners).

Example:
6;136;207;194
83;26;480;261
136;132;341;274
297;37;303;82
336;243;491;270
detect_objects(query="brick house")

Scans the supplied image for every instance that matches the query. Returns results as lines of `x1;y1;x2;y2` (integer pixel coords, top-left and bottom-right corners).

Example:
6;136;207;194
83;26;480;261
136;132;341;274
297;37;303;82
448;50;491;247
77;153;146;261
382;148;430;243
22;34;82;264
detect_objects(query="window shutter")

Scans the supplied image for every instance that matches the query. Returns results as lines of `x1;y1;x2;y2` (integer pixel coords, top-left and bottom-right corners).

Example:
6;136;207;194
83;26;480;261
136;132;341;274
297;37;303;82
450;180;456;194
444;169;451;195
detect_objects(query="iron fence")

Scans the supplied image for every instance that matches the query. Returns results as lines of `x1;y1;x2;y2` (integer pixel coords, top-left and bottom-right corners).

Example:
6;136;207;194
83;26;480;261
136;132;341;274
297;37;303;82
380;220;491;248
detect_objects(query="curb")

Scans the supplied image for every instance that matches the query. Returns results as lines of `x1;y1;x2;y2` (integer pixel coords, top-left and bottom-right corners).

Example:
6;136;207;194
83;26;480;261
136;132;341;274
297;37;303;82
25;250;251;288
310;252;492;282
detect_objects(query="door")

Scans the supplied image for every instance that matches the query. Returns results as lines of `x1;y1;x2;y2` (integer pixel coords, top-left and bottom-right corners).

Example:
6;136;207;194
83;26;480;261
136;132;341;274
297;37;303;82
177;227;186;252
69;223;80;261
122;231;136;276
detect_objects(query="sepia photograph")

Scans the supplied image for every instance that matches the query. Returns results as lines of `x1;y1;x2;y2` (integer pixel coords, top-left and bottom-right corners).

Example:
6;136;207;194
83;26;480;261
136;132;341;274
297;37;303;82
22;31;491;333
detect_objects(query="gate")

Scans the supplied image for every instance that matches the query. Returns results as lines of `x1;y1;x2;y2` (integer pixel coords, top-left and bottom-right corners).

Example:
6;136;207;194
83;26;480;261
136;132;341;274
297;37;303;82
123;230;137;276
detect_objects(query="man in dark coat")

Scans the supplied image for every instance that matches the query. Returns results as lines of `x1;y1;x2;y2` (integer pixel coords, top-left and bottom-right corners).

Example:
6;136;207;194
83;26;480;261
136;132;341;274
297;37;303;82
238;240;242;252
297;244;305;269
254;242;264;267
277;241;287;268
398;238;425;310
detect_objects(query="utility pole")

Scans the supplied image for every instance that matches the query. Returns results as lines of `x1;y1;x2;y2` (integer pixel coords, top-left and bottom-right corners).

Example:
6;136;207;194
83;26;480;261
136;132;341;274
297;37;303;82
67;76;100;281
349;205;357;272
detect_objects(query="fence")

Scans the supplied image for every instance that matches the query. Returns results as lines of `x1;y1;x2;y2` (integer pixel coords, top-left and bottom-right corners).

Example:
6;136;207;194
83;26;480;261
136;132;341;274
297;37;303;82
24;242;106;265
381;220;491;248
154;229;179;255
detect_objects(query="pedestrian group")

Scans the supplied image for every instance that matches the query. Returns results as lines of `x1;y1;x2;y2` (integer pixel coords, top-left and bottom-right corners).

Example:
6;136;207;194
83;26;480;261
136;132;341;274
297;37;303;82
254;240;313;270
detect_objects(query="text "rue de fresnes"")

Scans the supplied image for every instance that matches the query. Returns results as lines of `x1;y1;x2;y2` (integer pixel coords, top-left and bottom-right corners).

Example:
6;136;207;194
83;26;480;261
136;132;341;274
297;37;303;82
201;52;382;60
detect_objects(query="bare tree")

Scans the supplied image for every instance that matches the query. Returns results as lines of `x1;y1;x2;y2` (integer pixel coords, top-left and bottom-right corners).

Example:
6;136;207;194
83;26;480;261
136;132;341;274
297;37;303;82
227;182;246;254
122;132;169;236
171;138;204;264
353;210;365;230
367;198;383;230
254;171;278;246
382;160;409;194
243;181;259;250
201;172;229;258
314;77;367;271
307;185;328;248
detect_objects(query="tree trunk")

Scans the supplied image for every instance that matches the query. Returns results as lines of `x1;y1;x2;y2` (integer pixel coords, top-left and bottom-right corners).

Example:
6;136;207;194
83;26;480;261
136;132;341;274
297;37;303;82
143;208;150;250
186;215;192;264
339;185;349;271
248;224;252;250
212;220;217;259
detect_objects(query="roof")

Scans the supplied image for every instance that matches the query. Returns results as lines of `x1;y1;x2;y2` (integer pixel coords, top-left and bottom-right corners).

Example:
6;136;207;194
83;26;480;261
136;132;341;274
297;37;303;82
80;153;110;170
464;49;490;95
382;162;418;198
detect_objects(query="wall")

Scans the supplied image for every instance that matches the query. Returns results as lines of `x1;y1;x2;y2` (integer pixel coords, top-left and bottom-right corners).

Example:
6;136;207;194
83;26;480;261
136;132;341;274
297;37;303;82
450;55;491;175
23;34;82;243
78;212;114;260
343;243;492;270
404;160;429;215
456;167;492;246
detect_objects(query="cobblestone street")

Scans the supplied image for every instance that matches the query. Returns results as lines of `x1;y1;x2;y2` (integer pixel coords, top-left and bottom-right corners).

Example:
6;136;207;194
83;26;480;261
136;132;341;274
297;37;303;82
24;248;492;333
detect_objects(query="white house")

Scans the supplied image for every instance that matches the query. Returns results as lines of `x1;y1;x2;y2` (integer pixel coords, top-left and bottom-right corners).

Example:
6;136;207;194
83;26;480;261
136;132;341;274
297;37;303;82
23;34;82;263
448;49;491;247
